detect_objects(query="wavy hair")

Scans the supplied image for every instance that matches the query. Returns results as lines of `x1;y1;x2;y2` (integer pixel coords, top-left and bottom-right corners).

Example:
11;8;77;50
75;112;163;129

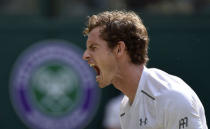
84;10;149;65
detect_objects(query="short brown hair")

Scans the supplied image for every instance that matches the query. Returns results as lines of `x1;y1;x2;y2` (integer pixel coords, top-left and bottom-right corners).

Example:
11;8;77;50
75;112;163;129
84;10;149;65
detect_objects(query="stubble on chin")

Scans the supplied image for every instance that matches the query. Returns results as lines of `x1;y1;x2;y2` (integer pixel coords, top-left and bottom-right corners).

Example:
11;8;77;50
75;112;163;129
98;82;107;88
97;80;111;88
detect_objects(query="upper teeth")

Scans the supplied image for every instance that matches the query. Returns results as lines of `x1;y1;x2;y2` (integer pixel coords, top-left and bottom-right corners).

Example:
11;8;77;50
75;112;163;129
90;64;95;67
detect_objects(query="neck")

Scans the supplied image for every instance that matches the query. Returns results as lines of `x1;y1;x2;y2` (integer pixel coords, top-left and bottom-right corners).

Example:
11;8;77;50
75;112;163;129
112;63;144;105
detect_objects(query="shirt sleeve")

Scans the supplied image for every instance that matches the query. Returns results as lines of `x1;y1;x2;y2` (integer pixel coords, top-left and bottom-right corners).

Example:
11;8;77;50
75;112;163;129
162;91;208;129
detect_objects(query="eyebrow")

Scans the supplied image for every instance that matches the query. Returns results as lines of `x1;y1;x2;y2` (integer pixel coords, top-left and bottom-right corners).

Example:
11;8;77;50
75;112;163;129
87;42;99;48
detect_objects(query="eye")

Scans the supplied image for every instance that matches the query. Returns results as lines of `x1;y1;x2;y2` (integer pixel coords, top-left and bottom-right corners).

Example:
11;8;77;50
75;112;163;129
92;47;96;51
90;46;97;51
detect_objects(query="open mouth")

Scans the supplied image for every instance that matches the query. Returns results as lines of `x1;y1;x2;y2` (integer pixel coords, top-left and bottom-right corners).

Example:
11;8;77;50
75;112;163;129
90;64;100;76
93;65;100;76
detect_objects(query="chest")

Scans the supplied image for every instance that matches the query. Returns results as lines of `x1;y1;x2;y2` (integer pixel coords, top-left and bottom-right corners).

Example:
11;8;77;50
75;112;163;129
120;95;162;129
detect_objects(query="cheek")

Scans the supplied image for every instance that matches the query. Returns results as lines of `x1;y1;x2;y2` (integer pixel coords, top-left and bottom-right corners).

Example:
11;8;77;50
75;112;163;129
101;56;117;74
95;50;116;72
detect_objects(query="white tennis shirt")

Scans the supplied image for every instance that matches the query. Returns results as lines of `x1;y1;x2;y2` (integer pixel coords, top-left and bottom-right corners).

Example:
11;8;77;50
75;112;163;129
120;67;208;129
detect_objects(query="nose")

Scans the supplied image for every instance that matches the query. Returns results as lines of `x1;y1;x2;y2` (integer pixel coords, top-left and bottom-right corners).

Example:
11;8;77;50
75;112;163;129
82;50;90;61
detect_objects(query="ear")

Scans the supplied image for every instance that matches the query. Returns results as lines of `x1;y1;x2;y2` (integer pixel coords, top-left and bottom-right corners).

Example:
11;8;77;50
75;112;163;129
114;41;126;57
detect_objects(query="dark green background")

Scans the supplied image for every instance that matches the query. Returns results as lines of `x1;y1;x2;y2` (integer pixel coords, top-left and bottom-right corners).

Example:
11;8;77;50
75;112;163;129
0;14;209;129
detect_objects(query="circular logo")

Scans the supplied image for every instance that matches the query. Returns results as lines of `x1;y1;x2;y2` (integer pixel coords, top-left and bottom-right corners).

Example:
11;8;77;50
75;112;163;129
10;40;100;129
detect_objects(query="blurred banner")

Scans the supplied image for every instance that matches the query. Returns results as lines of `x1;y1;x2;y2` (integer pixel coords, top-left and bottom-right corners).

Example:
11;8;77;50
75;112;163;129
9;40;101;129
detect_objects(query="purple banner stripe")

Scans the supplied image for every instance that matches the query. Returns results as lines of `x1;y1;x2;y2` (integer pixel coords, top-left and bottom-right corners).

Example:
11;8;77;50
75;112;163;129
82;88;92;111
19;88;31;112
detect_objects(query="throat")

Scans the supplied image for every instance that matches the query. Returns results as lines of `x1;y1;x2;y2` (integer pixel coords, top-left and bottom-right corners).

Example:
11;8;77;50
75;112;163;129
112;65;143;106
128;93;136;105
113;67;143;105
113;78;138;106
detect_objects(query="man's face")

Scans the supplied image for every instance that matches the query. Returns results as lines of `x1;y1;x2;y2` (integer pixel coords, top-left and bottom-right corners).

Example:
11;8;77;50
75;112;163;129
83;27;118;88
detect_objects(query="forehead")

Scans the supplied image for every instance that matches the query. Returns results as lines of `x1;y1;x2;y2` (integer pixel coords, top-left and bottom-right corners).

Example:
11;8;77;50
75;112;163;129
85;27;114;53
86;27;103;45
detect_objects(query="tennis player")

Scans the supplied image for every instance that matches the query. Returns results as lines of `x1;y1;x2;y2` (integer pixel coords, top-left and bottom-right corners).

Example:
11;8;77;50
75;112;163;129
82;10;208;129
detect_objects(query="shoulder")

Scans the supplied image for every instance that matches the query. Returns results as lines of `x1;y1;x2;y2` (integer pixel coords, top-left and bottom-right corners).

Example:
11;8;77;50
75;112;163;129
142;67;202;110
158;89;193;111
143;67;191;99
158;87;207;129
